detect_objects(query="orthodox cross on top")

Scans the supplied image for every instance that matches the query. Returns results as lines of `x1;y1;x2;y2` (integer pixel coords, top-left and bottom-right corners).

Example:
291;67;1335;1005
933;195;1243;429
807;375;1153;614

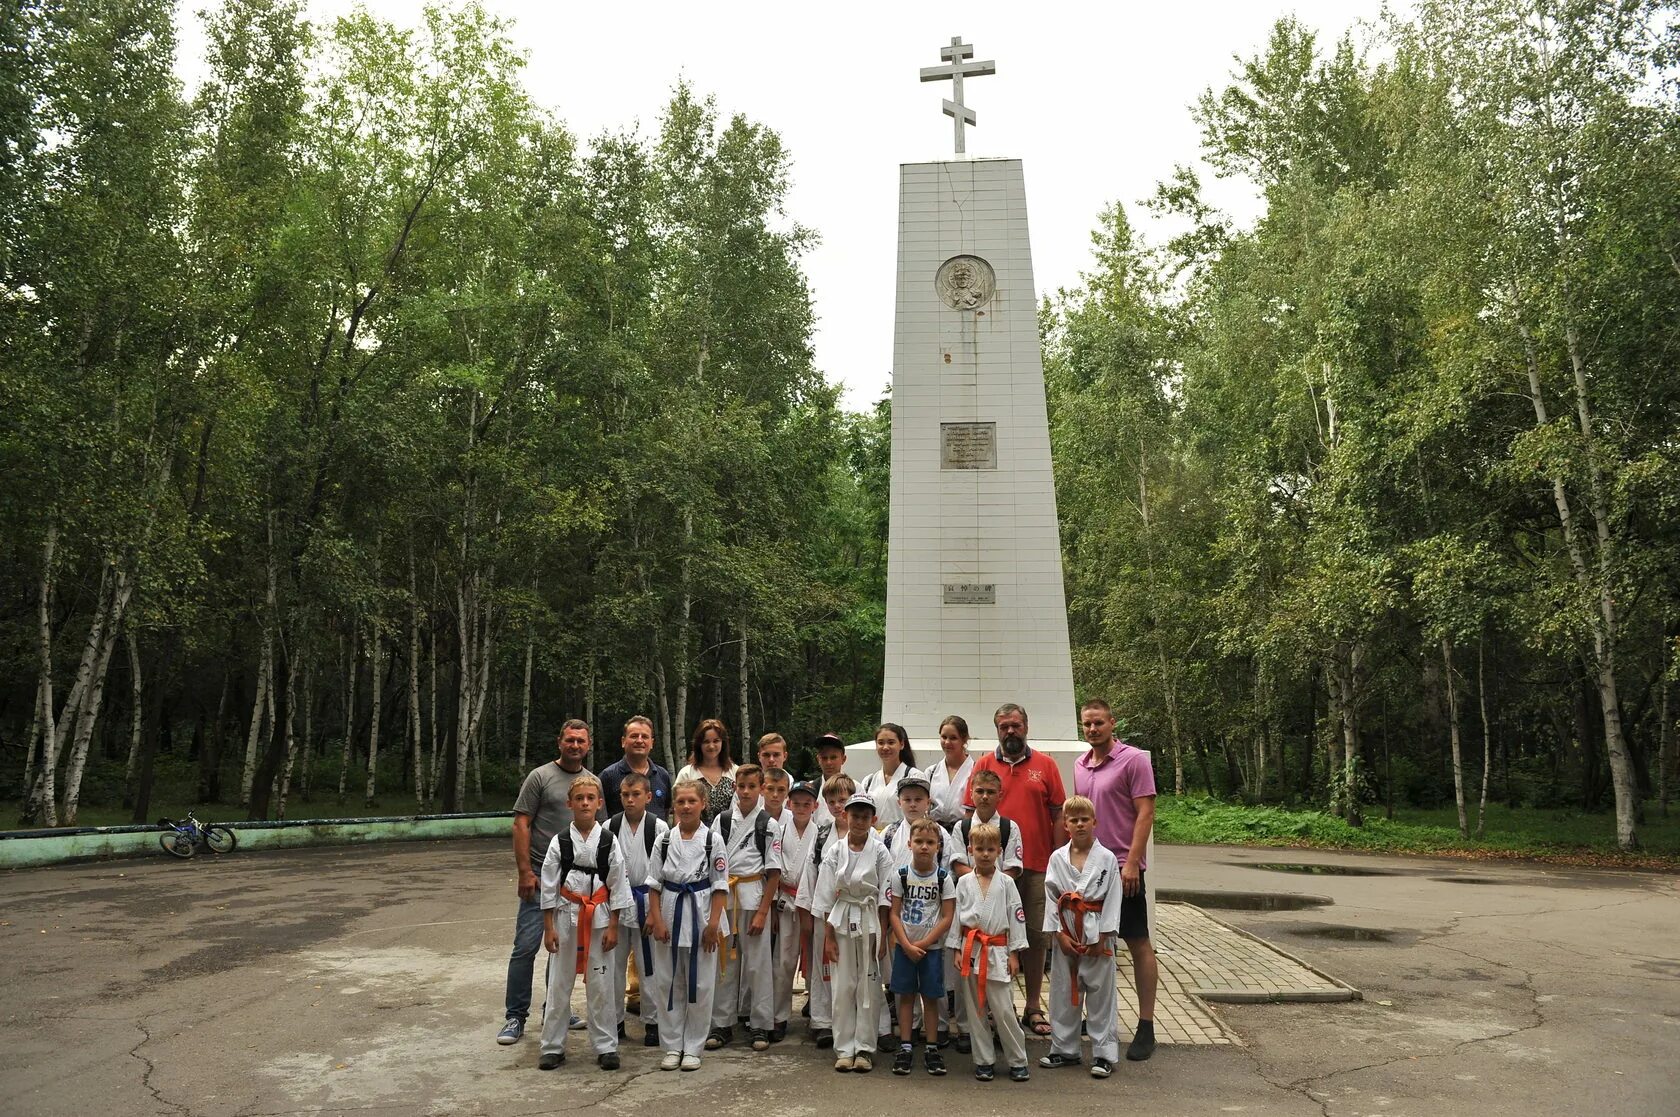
920;36;996;155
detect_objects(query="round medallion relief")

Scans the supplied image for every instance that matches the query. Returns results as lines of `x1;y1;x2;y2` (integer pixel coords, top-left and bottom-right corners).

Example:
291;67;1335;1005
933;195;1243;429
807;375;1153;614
934;254;996;311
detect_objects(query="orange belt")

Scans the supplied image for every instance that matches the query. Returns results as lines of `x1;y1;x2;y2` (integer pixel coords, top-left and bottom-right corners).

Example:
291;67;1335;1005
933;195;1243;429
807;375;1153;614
1056;891;1112;1007
958;928;1010;1019
561;885;610;975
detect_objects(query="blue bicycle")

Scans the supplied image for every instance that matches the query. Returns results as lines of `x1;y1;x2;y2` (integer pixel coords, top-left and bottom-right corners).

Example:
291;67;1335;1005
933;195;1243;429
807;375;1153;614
157;811;238;858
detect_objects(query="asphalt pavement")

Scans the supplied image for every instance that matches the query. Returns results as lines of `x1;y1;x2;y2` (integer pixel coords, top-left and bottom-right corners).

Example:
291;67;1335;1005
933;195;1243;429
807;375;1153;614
2;837;1675;1117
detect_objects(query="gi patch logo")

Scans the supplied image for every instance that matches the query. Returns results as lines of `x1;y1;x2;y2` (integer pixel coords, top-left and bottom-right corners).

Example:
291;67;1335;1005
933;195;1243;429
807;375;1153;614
714;856;727;873
1014;906;1027;923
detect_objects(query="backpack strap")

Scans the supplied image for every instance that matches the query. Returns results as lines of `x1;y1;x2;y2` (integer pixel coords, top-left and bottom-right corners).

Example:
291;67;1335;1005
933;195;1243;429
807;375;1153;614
883;820;900;849
753;811;771;863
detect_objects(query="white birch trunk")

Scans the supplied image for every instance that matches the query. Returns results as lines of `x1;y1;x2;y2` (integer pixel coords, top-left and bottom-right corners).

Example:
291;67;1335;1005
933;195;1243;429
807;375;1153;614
1441;636;1467;837
276;654;299;818
738;619;750;748
28;523;59;826
1476;633;1492;838
365;619;383;806
124;631;142;788
673;510;693;746
518;636;533;772
62;568;134;824
410;552;426;807
240;634;272;808
338;627;357;801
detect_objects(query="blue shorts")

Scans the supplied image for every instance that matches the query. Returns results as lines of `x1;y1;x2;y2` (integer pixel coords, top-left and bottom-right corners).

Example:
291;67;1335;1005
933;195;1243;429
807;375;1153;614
889;946;945;998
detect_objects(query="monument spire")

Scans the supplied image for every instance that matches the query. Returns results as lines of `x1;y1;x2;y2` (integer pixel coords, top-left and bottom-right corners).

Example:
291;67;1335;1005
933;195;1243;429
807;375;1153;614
919;35;996;155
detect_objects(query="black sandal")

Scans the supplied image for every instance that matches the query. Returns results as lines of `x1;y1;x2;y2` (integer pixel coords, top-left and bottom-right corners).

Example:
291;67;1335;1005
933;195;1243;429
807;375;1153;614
1022;1008;1051;1037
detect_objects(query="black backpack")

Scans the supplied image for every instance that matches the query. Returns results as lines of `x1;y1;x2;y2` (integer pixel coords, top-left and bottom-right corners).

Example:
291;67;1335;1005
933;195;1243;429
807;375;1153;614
808;822;834;875
718;810;772;865
897;863;951;897
654;825;723;879
608;811;659;858
552;826;617;887
956;815;1013;855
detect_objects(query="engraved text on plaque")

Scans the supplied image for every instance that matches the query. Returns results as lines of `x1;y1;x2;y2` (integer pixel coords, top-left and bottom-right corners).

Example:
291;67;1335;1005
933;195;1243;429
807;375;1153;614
943;583;997;605
941;422;997;470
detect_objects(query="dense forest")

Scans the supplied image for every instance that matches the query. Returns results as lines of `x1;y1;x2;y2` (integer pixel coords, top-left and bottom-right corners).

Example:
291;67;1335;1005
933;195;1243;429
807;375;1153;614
2;0;1675;850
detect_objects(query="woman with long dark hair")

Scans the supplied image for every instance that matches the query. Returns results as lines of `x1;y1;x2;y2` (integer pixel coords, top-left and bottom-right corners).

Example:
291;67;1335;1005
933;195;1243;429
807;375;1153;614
674;718;737;823
857;721;916;829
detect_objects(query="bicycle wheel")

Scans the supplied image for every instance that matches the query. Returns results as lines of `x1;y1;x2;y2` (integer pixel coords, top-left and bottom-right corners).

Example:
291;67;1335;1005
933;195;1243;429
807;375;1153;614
159;831;195;859
204;825;238;854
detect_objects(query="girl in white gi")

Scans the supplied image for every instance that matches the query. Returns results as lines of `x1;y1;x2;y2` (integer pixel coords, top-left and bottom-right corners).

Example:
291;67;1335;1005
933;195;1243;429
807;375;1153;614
951;822;1029;1082
706;764;782;1051
644;780;729;1071
857;722;916;830
771;775;820;1042
606;772;669;1048
538;774;633;1071
797;775;854;1048
814;792;894;1073
1039;795;1124;1077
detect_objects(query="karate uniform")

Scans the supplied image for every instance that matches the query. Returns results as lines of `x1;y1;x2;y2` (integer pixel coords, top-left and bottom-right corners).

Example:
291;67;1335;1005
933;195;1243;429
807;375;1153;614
608;812;669;1034
772;810;820;1028
646;824;729;1057
950;870;1029;1069
812;832;893;1058
538;824;633;1057
711;803;782;1032
858;763;912;830
795;824;838;1030
1043;841;1124;1063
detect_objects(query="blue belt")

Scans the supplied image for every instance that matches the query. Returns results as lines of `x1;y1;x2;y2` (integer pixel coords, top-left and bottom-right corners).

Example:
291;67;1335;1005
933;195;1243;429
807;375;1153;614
664;879;710;1009
631;884;654;977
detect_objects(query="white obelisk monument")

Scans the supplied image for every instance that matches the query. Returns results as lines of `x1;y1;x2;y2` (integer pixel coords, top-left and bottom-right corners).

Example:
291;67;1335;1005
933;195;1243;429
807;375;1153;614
879;37;1079;746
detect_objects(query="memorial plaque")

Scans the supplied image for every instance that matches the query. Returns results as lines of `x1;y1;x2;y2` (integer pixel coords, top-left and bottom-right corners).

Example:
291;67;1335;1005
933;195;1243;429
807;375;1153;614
941;422;997;470
943;582;997;605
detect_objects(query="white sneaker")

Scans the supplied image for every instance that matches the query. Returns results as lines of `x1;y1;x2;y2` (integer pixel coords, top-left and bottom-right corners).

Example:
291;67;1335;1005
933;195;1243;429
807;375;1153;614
660;1052;682;1071
680;1053;702;1071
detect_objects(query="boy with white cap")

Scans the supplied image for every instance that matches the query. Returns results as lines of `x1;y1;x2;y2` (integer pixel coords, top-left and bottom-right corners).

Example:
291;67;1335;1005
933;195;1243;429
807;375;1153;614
770;774;820;1040
798;774;853;1048
812;791;893;1073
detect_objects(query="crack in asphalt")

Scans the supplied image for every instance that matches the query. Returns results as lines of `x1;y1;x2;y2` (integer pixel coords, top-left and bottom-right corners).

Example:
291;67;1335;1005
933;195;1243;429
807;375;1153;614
1274;936;1551;1117
131;1018;196;1117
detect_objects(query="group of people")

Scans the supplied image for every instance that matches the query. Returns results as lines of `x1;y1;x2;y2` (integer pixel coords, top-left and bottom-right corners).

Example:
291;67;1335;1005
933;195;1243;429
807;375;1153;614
494;699;1159;1084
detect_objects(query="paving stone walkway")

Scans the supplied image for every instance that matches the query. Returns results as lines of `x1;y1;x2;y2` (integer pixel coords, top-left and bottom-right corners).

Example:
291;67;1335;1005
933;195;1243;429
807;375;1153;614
1009;901;1358;1047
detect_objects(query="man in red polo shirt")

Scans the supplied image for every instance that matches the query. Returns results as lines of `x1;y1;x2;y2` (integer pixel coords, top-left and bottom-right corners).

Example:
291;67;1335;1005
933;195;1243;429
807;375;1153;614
964;702;1064;1038
1073;697;1158;1061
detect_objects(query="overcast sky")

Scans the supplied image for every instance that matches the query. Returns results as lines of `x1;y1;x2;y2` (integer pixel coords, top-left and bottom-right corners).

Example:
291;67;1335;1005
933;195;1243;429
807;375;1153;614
178;0;1399;411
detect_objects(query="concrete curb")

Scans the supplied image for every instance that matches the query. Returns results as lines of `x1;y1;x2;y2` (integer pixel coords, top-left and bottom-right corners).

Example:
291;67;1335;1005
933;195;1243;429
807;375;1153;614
0;813;513;869
1186;903;1364;1003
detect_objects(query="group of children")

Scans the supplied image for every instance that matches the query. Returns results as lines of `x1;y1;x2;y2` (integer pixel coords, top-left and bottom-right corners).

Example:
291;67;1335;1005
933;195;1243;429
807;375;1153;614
530;737;1131;1082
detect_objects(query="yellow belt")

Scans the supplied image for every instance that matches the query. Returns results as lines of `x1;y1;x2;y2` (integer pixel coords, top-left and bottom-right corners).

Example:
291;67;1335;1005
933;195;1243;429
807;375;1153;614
723;872;764;973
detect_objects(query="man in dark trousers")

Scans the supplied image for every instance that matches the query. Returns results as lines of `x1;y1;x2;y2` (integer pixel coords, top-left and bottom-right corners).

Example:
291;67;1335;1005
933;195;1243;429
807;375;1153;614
497;719;592;1045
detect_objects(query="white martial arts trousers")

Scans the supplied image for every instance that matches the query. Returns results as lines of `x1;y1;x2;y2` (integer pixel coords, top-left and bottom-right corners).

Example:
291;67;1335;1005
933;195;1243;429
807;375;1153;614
807;916;834;1029
539;920;617;1056
1049;951;1120;1062
712;917;774;1030
831;931;883;1058
653;934;719;1057
613;910;657;1033
771;903;801;1026
961;975;1026;1070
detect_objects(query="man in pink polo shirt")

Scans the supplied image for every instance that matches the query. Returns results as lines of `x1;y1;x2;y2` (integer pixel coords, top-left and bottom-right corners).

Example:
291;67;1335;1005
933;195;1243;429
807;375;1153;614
1072;697;1158;1061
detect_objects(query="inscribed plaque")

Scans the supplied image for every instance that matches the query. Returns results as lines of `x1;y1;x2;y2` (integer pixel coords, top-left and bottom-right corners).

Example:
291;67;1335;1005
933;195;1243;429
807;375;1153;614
943;583;997;605
941;422;997;470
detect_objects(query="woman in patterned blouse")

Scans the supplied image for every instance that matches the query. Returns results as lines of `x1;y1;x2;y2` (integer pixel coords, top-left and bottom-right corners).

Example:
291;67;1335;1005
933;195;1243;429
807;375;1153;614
675;718;737;823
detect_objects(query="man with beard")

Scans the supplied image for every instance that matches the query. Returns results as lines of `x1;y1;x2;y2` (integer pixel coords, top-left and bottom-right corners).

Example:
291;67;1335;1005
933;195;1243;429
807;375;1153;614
963;703;1064;1040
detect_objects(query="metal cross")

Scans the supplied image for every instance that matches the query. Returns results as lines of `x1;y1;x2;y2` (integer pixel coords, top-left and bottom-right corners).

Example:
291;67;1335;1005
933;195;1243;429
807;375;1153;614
919;36;996;155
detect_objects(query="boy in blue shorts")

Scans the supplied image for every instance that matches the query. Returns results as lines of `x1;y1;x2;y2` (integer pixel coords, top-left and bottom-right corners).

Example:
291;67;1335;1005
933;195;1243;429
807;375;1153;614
887;817;956;1076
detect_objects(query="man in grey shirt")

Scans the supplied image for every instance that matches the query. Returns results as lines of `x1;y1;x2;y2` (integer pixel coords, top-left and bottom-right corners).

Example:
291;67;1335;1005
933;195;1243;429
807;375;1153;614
497;718;592;1045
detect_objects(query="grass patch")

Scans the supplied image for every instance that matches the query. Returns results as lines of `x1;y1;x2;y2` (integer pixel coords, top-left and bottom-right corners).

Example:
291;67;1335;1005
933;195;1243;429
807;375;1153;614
1155;795;1680;870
